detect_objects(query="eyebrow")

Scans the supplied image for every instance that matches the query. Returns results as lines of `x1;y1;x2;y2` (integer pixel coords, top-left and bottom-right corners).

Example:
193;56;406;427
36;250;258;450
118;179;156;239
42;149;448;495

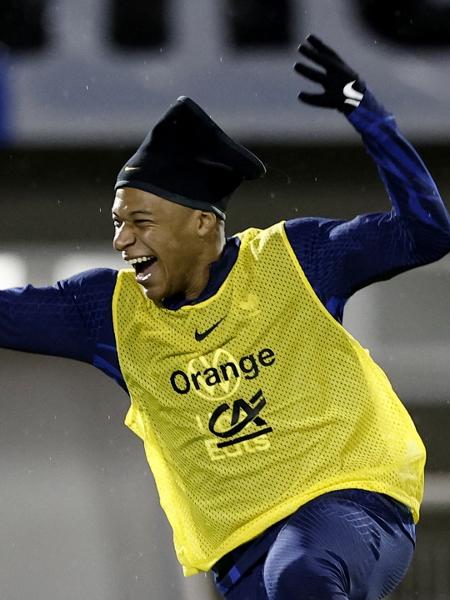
112;210;154;217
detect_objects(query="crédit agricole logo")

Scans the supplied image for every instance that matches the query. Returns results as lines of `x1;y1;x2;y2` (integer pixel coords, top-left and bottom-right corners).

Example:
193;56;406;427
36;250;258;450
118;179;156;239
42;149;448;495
170;346;276;461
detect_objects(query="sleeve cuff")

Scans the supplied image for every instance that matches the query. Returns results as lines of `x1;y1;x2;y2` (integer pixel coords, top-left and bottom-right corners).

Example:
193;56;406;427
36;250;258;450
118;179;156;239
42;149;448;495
346;87;394;133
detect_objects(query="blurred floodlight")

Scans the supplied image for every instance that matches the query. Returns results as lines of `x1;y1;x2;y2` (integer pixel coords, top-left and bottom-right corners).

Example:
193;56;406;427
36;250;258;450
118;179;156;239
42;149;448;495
0;254;27;289
52;252;124;282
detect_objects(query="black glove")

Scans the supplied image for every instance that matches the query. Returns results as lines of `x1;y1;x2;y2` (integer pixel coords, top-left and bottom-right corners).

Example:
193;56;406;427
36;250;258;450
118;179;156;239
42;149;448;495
294;35;366;114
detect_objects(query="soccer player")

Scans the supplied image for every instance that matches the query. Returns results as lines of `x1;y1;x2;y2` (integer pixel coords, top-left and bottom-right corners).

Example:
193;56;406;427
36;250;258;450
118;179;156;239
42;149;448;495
1;35;450;599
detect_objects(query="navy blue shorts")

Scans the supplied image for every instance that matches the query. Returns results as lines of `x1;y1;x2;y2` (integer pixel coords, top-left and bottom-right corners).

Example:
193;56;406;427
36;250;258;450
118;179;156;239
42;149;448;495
212;489;416;600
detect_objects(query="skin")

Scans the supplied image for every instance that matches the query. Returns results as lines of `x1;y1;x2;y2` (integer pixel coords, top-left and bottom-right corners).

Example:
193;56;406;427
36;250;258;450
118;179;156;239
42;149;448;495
112;187;226;302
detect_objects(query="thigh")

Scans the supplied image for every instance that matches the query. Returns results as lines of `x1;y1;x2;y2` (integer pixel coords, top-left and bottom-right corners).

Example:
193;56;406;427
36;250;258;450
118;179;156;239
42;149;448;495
261;492;414;600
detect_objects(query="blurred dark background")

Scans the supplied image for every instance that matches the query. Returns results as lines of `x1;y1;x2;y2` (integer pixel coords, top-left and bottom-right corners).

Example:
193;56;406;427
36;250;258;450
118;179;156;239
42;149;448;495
1;1;449;599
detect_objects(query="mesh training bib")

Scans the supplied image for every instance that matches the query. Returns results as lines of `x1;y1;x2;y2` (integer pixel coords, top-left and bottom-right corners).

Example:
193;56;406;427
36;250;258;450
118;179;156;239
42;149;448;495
112;222;425;575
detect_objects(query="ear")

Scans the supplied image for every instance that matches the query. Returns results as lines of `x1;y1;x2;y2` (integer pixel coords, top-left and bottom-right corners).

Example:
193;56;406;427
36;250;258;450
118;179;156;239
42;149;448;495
197;211;218;238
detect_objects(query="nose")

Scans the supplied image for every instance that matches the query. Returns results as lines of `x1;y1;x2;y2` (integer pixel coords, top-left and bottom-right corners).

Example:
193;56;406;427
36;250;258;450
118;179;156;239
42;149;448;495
113;223;136;252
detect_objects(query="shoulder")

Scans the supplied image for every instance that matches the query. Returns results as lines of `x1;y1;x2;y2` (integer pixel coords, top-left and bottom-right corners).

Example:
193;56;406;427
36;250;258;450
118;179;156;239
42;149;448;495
235;218;347;263
56;268;119;302
284;216;344;233
57;267;118;289
284;217;346;251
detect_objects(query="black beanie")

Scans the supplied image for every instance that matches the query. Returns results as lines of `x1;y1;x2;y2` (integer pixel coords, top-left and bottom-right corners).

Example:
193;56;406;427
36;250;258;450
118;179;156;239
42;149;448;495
115;96;266;219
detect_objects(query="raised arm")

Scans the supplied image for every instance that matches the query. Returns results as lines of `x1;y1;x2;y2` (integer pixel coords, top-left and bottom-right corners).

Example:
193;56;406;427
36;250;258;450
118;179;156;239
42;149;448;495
288;35;450;321
347;90;450;247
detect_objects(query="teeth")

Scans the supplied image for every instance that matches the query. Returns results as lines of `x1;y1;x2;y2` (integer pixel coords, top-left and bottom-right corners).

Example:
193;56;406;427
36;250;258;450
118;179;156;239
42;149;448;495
128;255;154;265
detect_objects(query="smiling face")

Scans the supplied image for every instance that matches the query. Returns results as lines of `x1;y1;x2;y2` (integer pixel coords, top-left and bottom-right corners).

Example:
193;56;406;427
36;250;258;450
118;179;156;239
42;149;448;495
112;187;224;302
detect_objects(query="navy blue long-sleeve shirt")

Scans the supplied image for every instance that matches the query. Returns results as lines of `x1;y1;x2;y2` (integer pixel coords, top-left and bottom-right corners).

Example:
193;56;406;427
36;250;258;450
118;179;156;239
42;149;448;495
1;89;449;395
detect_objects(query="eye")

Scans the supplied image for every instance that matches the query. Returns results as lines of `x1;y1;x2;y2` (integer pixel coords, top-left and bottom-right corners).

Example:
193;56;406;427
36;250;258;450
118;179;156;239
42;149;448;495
112;219;122;228
135;219;153;226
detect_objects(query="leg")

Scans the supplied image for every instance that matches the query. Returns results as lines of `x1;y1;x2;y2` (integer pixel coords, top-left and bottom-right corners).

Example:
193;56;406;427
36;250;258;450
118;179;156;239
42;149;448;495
263;526;349;600
262;491;415;600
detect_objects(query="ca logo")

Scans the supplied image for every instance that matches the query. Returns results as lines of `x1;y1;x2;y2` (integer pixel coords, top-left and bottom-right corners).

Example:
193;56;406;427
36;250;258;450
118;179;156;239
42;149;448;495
186;348;241;401
208;389;273;448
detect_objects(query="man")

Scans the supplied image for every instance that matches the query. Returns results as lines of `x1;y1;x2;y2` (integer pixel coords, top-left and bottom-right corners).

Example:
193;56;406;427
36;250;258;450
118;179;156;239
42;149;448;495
1;35;450;599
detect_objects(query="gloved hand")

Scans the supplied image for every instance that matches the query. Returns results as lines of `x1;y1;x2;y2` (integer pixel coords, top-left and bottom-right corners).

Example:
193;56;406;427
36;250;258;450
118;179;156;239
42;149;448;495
294;35;366;114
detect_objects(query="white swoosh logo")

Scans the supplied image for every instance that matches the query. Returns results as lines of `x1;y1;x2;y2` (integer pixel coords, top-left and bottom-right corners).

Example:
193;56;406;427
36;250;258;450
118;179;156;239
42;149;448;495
124;166;141;171
343;80;364;108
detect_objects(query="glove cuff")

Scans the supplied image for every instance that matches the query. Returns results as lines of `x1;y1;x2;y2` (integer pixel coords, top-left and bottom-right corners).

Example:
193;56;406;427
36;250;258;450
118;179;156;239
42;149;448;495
339;79;366;115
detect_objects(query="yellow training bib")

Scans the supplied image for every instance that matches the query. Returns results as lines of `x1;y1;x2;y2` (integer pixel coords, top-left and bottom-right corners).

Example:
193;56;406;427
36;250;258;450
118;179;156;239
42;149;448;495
112;222;425;575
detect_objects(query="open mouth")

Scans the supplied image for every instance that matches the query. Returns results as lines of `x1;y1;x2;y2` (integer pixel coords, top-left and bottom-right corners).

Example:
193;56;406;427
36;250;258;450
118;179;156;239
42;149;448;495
128;255;158;282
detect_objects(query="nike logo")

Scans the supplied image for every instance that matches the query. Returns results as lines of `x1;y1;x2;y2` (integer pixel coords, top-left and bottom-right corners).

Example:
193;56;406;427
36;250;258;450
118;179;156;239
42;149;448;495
195;317;225;342
343;80;364;108
124;165;141;171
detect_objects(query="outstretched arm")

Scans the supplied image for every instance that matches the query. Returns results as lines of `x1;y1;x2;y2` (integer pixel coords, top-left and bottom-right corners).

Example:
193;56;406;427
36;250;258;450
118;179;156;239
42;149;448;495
288;36;450;321
0;268;117;361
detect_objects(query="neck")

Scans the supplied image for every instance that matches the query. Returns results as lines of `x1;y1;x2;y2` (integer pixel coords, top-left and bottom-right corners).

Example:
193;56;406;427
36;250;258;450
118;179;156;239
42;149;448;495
184;231;226;301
